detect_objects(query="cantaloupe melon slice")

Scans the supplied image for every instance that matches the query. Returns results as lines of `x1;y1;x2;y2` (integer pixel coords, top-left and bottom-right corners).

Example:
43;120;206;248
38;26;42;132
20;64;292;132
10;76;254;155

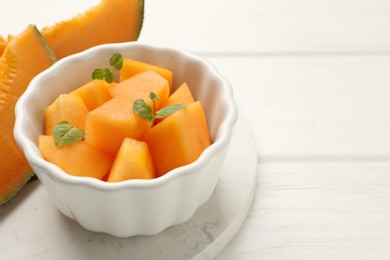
39;135;114;179
0;35;6;55
70;79;115;111
85;94;151;156
154;82;195;124
0;25;56;204
142;101;211;177
164;83;195;107
41;0;144;60
45;94;89;135
107;138;155;182
119;58;173;92
85;71;170;155
109;70;169;111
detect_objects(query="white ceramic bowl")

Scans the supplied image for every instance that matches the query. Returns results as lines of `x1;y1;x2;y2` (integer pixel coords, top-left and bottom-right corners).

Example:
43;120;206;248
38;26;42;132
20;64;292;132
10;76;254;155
14;42;237;237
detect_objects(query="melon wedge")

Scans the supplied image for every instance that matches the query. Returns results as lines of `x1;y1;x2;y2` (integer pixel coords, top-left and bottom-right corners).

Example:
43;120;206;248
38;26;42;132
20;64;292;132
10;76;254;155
45;94;89;135
142;101;211;177
70;79;115;111
85;71;170;155
0;35;5;55
39;135;114;180
107;138;155;182
109;70;170;111
0;25;56;204
41;0;144;60
120;58;173;92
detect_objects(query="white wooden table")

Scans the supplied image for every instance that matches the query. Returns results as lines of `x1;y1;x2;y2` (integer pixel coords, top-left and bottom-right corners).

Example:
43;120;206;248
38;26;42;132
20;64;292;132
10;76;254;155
1;0;390;259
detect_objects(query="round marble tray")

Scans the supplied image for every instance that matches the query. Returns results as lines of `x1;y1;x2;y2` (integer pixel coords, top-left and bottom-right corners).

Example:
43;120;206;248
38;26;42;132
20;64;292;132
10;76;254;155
0;113;258;260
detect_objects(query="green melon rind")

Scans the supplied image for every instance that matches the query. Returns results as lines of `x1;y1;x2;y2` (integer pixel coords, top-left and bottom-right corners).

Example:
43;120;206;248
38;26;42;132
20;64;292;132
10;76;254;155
135;0;145;40
0;171;35;205
33;24;57;63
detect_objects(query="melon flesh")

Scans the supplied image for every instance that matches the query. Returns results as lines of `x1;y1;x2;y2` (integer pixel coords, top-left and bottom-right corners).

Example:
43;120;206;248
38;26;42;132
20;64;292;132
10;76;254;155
84;94;152;155
107;138;155;182
142;101;211;177
164;82;195;107
0;36;5;55
41;0;144;59
120;58;173;92
0;25;56;204
85;71;170;155
45;94;89;135
109;70;170;111
39;135;114;179
70;79;115;111
154;82;195;125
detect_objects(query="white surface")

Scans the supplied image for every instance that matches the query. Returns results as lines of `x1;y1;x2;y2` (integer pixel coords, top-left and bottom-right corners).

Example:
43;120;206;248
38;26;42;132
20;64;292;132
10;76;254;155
1;0;390;259
1;114;257;260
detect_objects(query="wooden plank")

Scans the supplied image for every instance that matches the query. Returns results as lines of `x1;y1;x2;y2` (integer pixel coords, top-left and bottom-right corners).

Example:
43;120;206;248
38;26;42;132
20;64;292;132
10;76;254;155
140;0;390;53
0;0;390;53
217;162;390;259
205;55;390;160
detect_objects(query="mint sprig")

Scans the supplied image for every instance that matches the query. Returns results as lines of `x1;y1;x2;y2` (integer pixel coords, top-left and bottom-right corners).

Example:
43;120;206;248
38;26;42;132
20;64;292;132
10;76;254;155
110;53;123;70
92;68;114;83
53;121;85;146
132;99;155;122
132;92;184;123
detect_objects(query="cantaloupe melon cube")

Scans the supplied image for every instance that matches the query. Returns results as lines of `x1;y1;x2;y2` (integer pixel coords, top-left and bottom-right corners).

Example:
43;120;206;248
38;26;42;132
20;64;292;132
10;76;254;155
45;94;89;135
119;59;173;92
164;82;195;107
38;135;114;179
107;138;155;182
142;101;211;177
70;79;115;111
109;70;169;112
85;71;171;155
155;82;195;125
84;95;152;155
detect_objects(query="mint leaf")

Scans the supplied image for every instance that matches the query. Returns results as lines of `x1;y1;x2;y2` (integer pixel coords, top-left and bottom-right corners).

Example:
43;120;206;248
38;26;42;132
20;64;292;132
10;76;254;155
132;99;155;122
149;92;159;113
110;53;123;70
155;104;184;119
53;121;85;146
92;68;114;83
149;92;159;102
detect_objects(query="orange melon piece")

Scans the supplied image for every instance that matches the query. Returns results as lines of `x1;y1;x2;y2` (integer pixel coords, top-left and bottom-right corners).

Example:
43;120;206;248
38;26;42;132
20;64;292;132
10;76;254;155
70;79;115;111
39;135;114;179
45;94;89;135
154;82;195;124
0;25;56;204
165;83;195;107
41;0;144;60
120;58;173;92
110;70;169;111
0;35;5;55
85;71;170;155
142;101;211;177
85;95;152;155
107;138;155;182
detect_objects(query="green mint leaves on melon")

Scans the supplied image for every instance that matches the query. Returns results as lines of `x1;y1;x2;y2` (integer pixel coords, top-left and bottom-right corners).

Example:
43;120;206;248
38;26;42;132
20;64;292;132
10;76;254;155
110;53;123;70
133;99;155;122
92;68;114;83
53;121;85;146
92;53;123;83
133;92;184;123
